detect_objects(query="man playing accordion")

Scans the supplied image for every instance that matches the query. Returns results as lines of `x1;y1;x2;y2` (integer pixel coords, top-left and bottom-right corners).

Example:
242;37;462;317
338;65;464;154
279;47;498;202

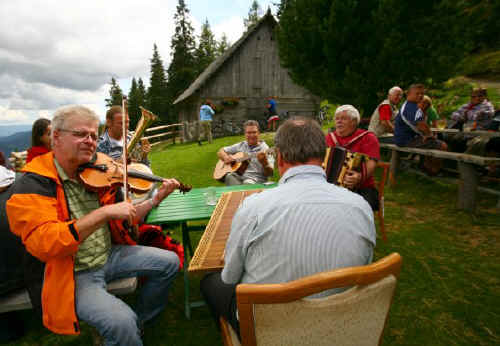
326;104;380;211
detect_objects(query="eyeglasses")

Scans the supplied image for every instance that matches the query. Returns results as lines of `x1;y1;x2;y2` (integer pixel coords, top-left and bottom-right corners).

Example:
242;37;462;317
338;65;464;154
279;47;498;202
58;129;98;141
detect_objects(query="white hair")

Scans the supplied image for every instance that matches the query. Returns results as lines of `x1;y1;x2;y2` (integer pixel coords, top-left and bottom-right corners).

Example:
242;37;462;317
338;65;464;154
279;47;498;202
51;105;99;142
335;104;360;124
388;86;403;96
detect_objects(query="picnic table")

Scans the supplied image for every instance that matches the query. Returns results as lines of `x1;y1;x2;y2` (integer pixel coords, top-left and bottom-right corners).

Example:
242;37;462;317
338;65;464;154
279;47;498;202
146;183;276;319
431;128;500;138
380;143;500;212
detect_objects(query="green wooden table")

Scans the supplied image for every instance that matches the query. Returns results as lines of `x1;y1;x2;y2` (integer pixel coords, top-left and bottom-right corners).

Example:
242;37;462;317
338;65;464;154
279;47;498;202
146;183;276;318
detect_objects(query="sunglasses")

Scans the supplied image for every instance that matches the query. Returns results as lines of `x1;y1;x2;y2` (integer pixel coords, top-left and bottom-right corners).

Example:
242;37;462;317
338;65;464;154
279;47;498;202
58;129;98;141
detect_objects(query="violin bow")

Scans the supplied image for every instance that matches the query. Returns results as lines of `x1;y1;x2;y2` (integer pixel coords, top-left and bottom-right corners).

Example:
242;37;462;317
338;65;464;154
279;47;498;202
122;95;129;202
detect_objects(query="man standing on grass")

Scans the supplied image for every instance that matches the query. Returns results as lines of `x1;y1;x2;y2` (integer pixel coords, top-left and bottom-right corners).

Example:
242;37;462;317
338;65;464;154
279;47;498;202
197;100;215;145
202;117;375;337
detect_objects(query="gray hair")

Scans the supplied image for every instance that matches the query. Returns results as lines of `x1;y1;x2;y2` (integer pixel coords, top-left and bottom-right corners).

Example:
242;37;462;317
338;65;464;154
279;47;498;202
388;86;403;96
243;120;260;131
335;105;360;125
274;117;326;164
52;105;99;142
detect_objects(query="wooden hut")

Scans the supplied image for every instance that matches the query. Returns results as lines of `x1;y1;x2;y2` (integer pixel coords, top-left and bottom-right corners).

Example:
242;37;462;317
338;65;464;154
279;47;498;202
173;9;320;140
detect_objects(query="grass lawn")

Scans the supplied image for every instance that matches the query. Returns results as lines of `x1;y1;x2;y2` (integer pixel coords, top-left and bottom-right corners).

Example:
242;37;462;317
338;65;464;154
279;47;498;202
7;132;499;346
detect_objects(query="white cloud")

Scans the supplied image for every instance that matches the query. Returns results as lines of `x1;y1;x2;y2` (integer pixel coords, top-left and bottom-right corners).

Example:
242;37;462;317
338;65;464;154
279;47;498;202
0;106;32;124
213;16;245;44
0;0;177;125
0;0;277;126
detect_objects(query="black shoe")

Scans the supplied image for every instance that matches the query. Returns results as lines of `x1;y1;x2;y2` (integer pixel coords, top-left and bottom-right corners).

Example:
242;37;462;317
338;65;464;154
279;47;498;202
198;141;202;146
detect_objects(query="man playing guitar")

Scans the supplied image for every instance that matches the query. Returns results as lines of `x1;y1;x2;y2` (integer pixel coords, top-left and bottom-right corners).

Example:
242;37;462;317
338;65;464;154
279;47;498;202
217;120;274;185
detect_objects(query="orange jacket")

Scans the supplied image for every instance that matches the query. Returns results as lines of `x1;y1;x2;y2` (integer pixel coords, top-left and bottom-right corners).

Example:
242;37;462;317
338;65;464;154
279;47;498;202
6;153;81;335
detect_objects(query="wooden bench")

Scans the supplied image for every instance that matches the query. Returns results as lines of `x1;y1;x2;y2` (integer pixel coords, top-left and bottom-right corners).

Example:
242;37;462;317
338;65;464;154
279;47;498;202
0;277;137;314
380;143;500;212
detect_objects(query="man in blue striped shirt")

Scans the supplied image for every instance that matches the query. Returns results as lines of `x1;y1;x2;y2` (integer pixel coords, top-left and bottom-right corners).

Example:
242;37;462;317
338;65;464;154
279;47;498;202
201;117;376;337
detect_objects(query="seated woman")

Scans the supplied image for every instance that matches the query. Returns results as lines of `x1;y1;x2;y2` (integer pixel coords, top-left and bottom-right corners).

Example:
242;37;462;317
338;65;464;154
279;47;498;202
418;95;440;128
325;105;380;210
26;118;51;163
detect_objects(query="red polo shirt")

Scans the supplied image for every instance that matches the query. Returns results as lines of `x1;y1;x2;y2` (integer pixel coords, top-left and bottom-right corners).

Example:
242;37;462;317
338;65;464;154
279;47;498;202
325;129;380;188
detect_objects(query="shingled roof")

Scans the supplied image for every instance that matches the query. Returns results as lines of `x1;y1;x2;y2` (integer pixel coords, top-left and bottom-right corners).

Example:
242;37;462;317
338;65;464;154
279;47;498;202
173;9;276;105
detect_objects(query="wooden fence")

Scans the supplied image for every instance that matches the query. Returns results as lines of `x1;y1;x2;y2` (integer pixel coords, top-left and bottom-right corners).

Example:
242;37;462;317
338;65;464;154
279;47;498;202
7;124;183;171
143;123;184;147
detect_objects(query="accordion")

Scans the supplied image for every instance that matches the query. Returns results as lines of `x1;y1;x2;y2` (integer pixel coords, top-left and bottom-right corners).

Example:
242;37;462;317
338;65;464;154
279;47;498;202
323;147;367;187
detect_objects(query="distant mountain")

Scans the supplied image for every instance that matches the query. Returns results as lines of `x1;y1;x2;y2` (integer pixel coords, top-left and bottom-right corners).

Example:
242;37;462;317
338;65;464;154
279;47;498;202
0;131;31;158
0;125;32;138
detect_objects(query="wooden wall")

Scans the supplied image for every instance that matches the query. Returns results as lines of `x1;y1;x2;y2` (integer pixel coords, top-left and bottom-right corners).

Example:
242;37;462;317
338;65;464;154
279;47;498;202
178;17;319;127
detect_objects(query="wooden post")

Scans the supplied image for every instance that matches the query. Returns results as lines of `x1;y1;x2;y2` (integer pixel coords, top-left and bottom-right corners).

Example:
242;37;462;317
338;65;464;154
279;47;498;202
389;150;399;187
457;162;478;212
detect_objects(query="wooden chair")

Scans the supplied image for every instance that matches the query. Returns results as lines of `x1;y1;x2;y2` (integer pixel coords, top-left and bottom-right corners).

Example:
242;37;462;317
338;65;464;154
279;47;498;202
375;161;390;242
220;253;402;346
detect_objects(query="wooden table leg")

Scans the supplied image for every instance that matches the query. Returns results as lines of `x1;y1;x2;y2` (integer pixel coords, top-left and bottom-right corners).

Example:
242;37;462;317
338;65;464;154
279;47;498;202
182;222;192;319
390;150;399;187
457;162;478;212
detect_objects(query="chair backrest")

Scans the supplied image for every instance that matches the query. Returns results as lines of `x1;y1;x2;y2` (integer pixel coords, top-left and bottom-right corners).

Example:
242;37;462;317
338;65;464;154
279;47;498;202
236;253;402;346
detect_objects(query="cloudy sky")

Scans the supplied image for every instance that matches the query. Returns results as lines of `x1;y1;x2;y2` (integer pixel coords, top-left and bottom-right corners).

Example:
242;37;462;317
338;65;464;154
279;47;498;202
0;0;275;131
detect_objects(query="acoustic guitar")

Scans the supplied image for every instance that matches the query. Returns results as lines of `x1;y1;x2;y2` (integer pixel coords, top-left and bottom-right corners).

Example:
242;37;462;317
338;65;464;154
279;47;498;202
213;152;251;181
213;148;275;182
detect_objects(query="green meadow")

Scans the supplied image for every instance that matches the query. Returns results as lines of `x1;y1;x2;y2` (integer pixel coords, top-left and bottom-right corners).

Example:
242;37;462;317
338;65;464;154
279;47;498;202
6;129;500;346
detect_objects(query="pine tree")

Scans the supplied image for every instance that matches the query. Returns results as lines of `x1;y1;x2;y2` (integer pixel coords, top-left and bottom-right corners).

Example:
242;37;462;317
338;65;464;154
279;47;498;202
216;33;230;57
105;77;123;107
147;44;169;123
276;0;290;19
137;78;147;110
244;0;262;30
278;0;466;114
127;78;140;130
166;0;197;122
194;19;217;76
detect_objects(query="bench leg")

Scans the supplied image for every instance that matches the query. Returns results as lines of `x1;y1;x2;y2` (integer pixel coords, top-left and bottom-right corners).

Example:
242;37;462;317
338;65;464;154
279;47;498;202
389;150;399;187
457;162;478;212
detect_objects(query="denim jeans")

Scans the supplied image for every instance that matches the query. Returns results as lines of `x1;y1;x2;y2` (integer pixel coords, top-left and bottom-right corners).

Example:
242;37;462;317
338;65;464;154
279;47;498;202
75;245;179;346
224;173;258;186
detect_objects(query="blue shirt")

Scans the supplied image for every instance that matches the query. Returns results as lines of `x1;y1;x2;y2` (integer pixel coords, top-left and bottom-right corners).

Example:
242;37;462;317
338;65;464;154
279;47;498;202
221;165;376;297
267;99;277;114
199;104;214;121
394;101;424;146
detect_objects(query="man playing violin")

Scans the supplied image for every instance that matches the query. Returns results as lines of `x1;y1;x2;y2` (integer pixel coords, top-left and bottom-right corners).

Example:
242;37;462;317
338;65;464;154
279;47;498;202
217;120;274;185
97;105;151;166
6;105;180;345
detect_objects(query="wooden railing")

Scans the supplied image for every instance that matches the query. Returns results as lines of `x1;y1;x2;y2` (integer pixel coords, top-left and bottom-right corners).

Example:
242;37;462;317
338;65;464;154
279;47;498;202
143;123;184;147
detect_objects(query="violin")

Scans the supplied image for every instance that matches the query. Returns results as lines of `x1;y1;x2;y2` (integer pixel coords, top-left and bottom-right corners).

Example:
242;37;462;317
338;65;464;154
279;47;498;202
78;152;192;194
